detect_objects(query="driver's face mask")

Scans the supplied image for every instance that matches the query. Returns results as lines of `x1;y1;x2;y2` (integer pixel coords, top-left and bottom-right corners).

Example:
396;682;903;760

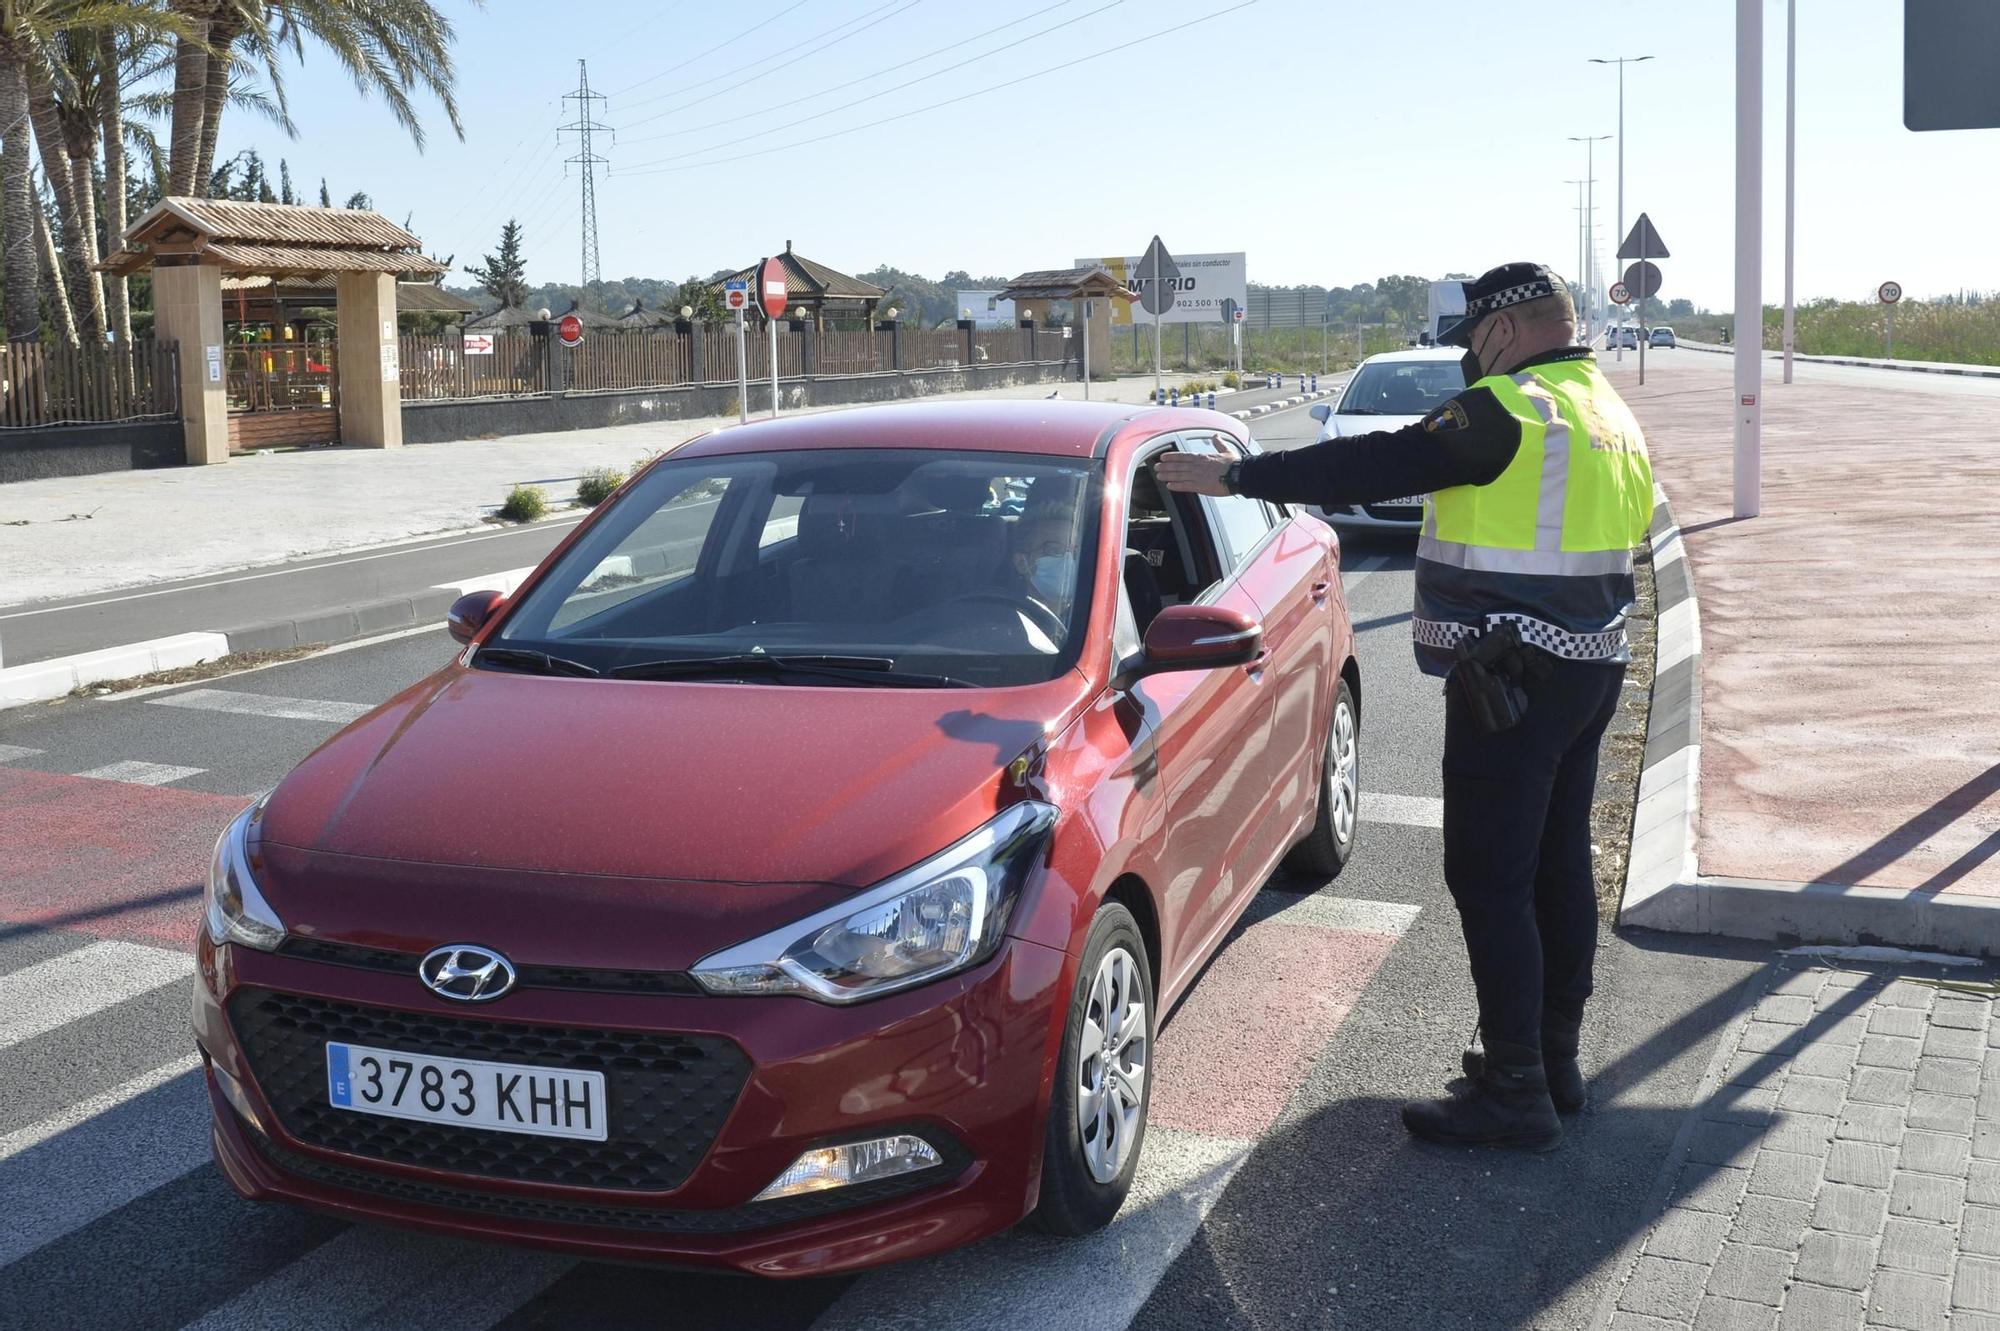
1030;553;1077;603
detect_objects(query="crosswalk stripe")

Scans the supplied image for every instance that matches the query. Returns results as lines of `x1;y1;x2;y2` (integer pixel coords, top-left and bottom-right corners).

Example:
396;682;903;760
1365;791;1445;828
0;939;194;1050
180;1227;574;1331
72;760;204;786
0;1055;204;1268
149;687;373;723
0;744;41;763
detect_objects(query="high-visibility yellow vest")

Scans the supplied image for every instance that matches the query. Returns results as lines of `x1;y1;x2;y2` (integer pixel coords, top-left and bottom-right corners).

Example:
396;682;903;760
1413;354;1653;668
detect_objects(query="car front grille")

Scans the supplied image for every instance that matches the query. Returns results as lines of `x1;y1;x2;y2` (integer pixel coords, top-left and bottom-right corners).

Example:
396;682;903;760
275;937;704;996
240;1119;965;1236
228;987;749;1191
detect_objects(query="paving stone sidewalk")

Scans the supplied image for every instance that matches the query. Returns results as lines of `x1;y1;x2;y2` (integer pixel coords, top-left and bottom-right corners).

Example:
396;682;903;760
1600;959;2000;1331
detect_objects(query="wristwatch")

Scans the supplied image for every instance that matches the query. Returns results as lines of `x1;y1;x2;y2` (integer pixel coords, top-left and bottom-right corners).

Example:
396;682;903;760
1221;459;1244;494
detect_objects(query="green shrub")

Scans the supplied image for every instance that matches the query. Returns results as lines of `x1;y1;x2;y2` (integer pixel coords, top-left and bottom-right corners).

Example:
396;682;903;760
498;483;547;523
576;467;625;507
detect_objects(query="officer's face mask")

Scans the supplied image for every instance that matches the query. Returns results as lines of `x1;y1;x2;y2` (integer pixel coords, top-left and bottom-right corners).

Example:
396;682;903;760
1462;314;1513;382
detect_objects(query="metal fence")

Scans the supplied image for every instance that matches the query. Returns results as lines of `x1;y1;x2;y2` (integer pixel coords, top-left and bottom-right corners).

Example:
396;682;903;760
400;331;546;400
0;338;178;428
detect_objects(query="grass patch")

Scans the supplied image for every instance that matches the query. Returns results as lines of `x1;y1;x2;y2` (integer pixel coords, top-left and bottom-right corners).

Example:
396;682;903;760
498;484;548;523
576;468;625;507
64;645;323;700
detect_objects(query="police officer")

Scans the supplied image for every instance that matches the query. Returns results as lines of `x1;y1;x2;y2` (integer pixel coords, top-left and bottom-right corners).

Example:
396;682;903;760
1155;263;1653;1151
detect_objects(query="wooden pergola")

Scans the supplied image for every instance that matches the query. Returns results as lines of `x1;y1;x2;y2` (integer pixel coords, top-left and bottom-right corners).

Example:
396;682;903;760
993;266;1137;380
711;240;887;331
218;274;477;335
99;197;446;460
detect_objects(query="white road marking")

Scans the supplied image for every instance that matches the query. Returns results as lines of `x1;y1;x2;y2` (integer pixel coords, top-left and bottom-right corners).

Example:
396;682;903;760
72;760;205;786
0;743;42;762
0;1055;205;1267
1364;791;1445;829
1256;892;1423;935
148;687;372;724
431;565;537;598
181;1227;574;1331
0;939;193;1050
1343;553;1390;592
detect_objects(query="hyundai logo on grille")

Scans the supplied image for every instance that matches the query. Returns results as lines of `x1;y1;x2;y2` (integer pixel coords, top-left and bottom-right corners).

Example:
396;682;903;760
418;944;517;1003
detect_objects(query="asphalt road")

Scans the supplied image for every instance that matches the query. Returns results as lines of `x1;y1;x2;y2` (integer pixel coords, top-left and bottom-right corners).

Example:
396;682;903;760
0;393;1776;1330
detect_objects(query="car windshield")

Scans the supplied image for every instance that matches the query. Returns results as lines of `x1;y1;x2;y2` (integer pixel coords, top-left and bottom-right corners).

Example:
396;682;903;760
1337;359;1465;416
485;447;1102;688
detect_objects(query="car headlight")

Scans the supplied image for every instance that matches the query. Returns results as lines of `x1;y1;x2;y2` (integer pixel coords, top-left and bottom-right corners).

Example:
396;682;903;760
204;795;286;952
691;801;1059;1004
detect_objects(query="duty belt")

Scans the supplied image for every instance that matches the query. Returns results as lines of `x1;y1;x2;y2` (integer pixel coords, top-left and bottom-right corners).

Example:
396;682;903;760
1414;613;1625;662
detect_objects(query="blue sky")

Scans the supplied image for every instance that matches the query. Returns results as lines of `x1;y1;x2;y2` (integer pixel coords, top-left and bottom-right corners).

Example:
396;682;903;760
197;0;2000;310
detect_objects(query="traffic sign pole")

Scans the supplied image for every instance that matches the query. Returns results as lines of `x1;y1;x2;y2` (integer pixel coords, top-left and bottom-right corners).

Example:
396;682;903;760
769;315;780;419
1638;224;1648;385
735;305;748;425
1879;282;1902;360
1081;299;1093;401
1151;244;1162;405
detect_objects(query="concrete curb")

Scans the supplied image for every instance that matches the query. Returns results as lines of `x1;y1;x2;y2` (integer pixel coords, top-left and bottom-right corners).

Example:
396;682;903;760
0;568;538;710
1678;339;2000;379
1228;384;1341;422
1617;487;2000;956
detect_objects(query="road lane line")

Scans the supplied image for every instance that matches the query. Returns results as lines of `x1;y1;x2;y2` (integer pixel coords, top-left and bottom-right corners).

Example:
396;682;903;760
814;894;1416;1331
0;939;194;1050
432;565;538;598
0;1056;204;1267
148;687;373;723
180;1227;574;1331
1364;791;1445;829
72;760;204;787
1343;553;1390;592
0;744;41;763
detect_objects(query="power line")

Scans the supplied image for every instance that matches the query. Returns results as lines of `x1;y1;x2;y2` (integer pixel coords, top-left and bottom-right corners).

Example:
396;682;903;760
616;0;1253;178
603;0;813;100
617;0;1087;147
454;129;561;248
619;0;921;130
559;59;611;289
617;0;1121;165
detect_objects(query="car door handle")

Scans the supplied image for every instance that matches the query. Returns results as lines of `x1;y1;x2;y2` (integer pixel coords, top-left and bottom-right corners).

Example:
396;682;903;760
1244;649;1269;675
1310;580;1332;602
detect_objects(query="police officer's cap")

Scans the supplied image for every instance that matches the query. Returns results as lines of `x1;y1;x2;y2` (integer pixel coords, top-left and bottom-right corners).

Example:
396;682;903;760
1437;262;1567;347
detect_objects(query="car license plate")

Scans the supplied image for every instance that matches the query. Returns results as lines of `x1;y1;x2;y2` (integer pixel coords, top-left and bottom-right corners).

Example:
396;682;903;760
1383;495;1427;508
326;1041;607;1142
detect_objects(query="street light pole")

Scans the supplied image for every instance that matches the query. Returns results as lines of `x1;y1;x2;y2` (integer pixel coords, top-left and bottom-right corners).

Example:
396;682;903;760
1783;0;1797;384
1565;179;1589;311
1734;0;1762;518
1591;55;1654;362
1568;136;1611;333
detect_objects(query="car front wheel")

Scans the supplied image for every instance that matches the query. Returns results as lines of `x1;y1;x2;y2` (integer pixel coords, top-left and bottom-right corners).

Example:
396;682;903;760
1281;677;1358;880
1029;902;1153;1236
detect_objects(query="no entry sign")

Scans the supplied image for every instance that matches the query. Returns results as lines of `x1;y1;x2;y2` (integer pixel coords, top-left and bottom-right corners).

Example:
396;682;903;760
556;313;583;347
759;257;788;319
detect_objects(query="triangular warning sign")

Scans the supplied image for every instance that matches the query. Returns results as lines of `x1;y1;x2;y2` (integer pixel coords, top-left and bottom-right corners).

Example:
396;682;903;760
1617;213;1670;261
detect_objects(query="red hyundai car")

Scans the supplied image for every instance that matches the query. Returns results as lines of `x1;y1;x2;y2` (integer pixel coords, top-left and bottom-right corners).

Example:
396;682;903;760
193;399;1362;1276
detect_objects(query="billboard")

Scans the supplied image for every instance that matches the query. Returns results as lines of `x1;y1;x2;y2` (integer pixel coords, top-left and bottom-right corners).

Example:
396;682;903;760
1076;250;1247;325
954;290;1017;328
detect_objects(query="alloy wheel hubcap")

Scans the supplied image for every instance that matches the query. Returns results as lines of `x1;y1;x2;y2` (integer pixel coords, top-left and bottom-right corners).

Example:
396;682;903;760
1329;699;1357;845
1076;946;1148;1184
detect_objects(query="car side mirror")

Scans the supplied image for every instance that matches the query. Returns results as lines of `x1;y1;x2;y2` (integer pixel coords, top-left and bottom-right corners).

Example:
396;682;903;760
1309;403;1331;423
447;590;504;645
1111;603;1262;692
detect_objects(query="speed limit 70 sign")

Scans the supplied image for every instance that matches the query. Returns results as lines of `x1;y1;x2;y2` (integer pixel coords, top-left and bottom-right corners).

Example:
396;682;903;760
1609;281;1632;306
1878;280;1903;305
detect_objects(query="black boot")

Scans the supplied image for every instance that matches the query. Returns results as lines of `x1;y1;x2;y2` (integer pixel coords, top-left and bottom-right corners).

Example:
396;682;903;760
1406;1037;1563;1151
1463;1021;1588;1114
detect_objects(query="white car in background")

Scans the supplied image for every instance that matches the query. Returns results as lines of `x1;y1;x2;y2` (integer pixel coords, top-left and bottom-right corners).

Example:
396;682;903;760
1304;346;1465;532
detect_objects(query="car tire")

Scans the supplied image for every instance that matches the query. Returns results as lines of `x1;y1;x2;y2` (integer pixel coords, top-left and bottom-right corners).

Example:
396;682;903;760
1028;902;1153;1237
1280;677;1359;881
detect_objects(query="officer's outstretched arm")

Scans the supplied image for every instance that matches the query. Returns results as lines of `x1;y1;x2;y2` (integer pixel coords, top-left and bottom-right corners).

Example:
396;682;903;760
1233;386;1524;510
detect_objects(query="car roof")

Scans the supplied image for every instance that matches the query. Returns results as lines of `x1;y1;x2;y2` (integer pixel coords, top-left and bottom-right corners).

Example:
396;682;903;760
1356;347;1464;367
669;398;1239;461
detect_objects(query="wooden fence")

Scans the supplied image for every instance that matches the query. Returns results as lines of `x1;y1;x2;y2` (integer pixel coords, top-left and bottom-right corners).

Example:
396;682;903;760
0;338;178;428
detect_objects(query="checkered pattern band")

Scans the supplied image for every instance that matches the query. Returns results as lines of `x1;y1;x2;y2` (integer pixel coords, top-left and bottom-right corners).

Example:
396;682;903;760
1465;279;1557;321
1413;613;1625;661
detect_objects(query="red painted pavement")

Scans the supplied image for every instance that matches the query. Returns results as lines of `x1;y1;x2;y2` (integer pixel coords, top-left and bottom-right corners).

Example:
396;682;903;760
1149;919;1399;1140
0;767;242;952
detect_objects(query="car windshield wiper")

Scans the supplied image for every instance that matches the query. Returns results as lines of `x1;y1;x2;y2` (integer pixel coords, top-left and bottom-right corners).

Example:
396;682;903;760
1340;407;1383;415
476;647;602;677
606;652;972;688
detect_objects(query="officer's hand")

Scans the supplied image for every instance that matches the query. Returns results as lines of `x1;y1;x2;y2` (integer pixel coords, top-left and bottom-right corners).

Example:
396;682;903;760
1153;452;1233;496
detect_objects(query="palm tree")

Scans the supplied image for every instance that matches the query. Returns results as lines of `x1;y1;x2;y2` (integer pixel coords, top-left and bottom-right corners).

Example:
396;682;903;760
169;0;468;201
0;57;34;338
0;1;187;343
